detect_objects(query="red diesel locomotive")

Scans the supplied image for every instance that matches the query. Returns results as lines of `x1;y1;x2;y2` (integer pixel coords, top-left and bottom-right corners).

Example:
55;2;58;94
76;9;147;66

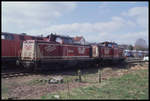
1;32;44;67
99;41;124;61
20;34;125;71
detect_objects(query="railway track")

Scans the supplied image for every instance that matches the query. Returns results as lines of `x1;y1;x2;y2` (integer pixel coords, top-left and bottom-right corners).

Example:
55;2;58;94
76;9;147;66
1;71;33;79
126;58;148;63
125;57;148;63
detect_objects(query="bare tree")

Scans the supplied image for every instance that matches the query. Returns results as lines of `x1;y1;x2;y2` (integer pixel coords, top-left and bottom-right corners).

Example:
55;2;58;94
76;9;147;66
134;38;148;51
128;45;134;50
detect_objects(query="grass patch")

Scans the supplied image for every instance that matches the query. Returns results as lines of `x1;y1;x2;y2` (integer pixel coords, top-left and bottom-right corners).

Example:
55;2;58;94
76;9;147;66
1;85;9;97
1;81;21;99
41;69;148;99
63;75;78;83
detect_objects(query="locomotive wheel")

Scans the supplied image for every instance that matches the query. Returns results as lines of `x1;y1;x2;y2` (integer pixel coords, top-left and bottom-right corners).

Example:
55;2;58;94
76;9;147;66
21;62;34;72
24;65;34;72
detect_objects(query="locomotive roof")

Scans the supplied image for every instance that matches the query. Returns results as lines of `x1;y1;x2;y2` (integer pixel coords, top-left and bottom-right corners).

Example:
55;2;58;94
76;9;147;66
2;32;27;36
2;32;43;38
46;33;73;39
100;41;118;45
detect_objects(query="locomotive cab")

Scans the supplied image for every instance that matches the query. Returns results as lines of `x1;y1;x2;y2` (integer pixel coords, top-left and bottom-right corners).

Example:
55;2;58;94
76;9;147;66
21;40;36;60
21;40;36;69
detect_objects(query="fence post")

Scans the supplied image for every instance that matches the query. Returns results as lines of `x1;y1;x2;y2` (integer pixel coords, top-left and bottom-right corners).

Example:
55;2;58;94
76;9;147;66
67;80;70;99
78;69;82;82
127;63;130;69
98;69;101;83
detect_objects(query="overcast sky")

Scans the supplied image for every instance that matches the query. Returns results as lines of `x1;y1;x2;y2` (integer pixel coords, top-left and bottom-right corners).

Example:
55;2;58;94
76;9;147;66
2;1;148;45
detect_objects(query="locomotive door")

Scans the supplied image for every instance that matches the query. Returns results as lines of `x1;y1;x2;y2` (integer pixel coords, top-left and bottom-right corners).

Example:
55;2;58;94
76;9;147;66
104;47;110;58
92;45;99;58
63;46;68;57
9;40;14;57
113;48;119;59
103;47;113;59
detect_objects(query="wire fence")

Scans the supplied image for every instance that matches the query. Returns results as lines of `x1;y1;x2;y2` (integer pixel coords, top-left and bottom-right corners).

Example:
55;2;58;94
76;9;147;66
60;68;102;99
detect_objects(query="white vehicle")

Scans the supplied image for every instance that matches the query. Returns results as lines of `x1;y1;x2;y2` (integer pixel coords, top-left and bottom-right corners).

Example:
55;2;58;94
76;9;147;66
143;56;149;61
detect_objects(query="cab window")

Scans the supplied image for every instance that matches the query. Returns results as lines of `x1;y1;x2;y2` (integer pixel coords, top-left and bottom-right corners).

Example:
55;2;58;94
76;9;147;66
2;34;14;40
56;37;63;44
108;44;112;48
63;38;73;44
68;39;73;44
63;38;69;44
1;35;5;39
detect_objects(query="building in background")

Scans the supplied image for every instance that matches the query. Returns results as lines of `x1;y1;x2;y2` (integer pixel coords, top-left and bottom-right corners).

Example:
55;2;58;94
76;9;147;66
73;36;86;45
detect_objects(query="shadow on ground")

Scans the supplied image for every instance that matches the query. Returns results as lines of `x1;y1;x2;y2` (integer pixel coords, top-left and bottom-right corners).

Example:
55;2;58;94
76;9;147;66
35;61;133;76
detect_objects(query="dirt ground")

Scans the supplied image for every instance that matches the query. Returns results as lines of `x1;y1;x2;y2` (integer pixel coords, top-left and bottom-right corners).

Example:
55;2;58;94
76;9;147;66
1;62;148;99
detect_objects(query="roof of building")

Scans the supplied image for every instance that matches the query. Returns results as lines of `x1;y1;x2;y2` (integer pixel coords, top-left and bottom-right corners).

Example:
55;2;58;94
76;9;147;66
73;36;84;41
